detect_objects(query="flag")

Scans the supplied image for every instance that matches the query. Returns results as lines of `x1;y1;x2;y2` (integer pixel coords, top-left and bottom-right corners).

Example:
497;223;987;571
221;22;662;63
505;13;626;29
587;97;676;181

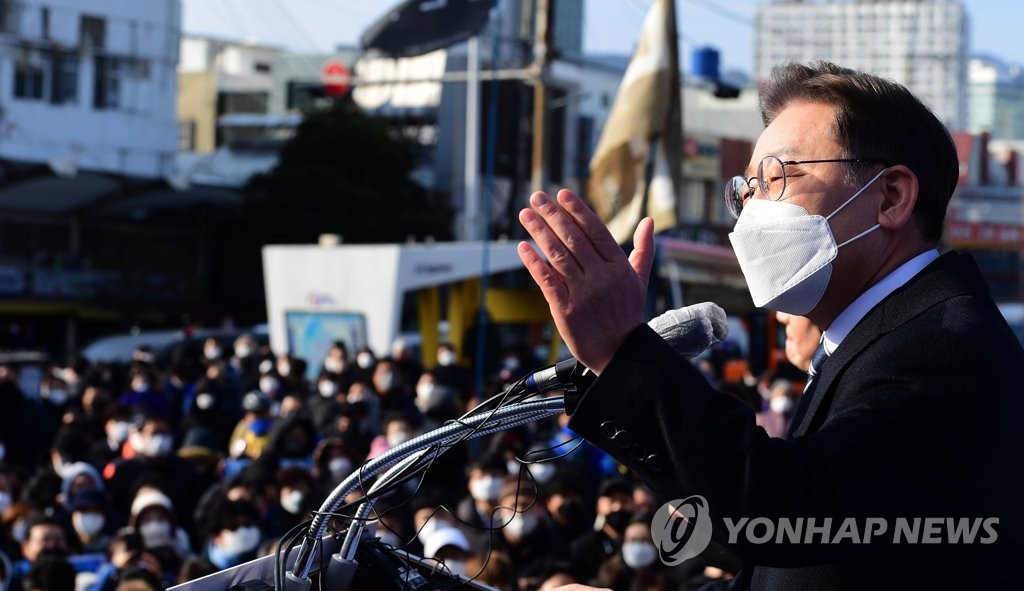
588;0;683;244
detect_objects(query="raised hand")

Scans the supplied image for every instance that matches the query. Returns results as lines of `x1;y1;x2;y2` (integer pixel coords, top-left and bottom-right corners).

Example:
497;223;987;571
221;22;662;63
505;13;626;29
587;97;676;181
517;189;655;374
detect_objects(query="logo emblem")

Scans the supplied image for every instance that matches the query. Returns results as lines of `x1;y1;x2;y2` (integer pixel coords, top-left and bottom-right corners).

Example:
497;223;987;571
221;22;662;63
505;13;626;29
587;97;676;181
651;495;713;565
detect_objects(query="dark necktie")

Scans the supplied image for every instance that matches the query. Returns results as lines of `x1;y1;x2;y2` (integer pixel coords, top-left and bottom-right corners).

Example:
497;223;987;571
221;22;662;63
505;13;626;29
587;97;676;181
804;341;829;395
787;341;829;438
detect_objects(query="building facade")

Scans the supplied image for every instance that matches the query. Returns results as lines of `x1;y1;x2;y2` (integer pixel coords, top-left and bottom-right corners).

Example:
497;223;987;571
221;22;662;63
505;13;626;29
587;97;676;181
755;0;968;129
0;0;180;178
967;55;1024;141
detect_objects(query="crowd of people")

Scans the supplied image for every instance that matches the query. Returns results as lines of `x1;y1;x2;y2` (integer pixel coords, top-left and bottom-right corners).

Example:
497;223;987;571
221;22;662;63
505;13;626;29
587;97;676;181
0;326;810;591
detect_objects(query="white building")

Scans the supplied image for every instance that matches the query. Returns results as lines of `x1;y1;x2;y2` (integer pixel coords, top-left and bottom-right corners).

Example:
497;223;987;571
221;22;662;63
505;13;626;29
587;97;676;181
968;55;1024;141
755;0;968;129
0;0;181;178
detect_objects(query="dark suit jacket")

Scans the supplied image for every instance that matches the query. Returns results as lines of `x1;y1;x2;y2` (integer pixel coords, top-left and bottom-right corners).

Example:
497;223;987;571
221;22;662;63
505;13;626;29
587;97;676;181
569;252;1023;590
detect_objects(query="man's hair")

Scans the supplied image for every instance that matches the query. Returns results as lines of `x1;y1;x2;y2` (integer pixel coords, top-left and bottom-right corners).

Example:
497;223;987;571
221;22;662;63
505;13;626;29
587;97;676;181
759;61;959;244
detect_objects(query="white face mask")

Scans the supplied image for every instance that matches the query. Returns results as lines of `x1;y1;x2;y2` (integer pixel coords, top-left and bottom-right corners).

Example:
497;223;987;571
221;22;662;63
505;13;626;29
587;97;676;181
220;525;261;556
415;383;444;411
324;358;344;374
356;352;375;369
445;559;467;576
319;380;338;398
0;491;11;514
139;520;173;547
386;429;409;448
728;168;886;315
133;433;173;458
73;512;106;537
621;541;658;569
770;396;794;414
196;393;215;410
469;475;502;502
502;511;539;541
437;351;456;367
280;489;305;515
235;344;253;359
259;377;279;394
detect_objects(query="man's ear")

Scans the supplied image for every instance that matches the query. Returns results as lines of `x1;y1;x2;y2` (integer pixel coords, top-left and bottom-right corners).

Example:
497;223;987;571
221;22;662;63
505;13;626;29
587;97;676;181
876;165;918;230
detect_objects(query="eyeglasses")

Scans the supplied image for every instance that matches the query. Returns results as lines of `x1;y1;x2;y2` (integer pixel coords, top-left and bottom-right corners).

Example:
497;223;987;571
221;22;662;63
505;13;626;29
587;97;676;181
724;156;888;219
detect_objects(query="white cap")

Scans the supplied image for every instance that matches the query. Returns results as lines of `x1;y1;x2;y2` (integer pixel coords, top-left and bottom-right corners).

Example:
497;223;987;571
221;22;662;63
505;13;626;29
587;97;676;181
422;526;470;558
131;490;173;517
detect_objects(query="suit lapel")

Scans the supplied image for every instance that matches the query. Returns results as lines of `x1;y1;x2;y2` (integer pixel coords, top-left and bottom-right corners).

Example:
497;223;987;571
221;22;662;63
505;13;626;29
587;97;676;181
789;252;987;438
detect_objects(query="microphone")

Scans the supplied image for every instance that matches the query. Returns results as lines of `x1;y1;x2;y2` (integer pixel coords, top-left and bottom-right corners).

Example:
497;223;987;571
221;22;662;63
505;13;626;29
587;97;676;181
523;302;729;405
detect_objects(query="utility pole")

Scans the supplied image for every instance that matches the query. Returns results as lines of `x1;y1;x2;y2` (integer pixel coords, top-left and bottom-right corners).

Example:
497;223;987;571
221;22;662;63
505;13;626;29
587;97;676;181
530;0;553;191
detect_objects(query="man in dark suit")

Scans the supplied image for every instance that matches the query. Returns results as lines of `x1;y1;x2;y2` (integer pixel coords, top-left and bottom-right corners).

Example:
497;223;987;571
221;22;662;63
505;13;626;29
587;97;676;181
516;61;1023;590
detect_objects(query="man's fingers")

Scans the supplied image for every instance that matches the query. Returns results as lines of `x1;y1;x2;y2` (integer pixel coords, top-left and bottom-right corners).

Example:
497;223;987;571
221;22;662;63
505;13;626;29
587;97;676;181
516;240;568;307
522;194;585;279
628;217;656;290
529;191;603;272
556;189;629;263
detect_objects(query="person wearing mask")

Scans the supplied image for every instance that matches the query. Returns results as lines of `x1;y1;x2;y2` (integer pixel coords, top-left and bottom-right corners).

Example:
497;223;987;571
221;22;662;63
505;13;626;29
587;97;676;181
127;489;191;581
104;413;202;531
269;467;313;537
595;515;678;591
90;405;133;468
455;453;508;549
354;347;377;374
516;61;1024;588
310;438;359;502
431;343;471;406
367;413;416;460
68;490;110;554
755;379;798;438
541;471;591;544
227;391;275;460
199;499;264;572
371;359;417;419
318;341;361;393
493;477;566;590
569;478;634;583
119;369;166;418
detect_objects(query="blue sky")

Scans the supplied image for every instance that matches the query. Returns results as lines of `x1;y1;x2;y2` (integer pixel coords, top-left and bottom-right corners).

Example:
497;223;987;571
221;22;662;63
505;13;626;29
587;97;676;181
181;0;1024;75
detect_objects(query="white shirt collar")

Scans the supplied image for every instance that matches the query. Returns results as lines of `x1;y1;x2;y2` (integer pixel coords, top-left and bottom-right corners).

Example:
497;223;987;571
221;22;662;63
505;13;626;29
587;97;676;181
822;249;940;355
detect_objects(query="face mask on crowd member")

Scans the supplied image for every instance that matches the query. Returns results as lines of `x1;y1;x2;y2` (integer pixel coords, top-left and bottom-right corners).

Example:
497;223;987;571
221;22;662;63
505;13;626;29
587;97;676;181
384;418;412;449
496;482;543;544
204;339;223;361
621;521;658;570
356;348;376;370
436;345;457;367
594;479;635;536
70;490;108;540
129;418;175;459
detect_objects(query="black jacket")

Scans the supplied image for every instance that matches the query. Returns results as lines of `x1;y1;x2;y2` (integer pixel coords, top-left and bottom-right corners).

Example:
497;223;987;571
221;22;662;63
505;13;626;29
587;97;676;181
569;252;1023;590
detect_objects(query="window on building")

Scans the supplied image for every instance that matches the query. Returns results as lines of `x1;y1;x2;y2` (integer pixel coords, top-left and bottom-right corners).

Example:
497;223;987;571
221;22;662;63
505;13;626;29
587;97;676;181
93;55;122;109
178;120;196;152
254;61;271;74
51;50;78;104
286;81;325;112
14;46;47;100
41;6;49;39
0;0;16;34
80;15;105;48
